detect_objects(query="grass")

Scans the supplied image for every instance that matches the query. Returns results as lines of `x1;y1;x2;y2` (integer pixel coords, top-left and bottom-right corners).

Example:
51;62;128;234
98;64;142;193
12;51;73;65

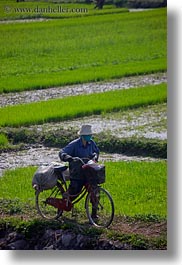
2;125;167;158
0;8;167;93
0;160;167;218
96;135;167;158
0;133;9;147
0;167;36;203
0;83;167;127
0;161;167;249
104;160;167;218
0;216;166;249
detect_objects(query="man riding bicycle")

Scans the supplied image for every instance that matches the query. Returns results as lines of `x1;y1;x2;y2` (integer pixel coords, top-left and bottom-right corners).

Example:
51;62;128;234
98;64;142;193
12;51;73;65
59;124;100;218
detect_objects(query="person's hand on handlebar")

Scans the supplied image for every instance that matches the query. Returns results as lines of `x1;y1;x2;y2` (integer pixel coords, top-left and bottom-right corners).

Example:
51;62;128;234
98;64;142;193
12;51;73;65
72;157;82;162
91;152;98;162
63;155;83;163
61;154;73;162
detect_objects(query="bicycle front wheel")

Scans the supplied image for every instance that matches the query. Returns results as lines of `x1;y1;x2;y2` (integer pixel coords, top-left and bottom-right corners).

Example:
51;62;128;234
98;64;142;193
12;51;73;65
85;186;114;228
36;186;63;220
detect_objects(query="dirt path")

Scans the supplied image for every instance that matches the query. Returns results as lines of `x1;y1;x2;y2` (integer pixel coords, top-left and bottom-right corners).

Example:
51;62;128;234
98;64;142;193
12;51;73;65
0;73;167;107
111;216;166;239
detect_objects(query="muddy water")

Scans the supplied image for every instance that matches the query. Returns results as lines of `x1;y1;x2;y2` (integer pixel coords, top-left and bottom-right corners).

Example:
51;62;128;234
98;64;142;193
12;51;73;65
0;102;167;176
28;103;167;140
0;73;167;176
0;145;165;177
0;73;167;107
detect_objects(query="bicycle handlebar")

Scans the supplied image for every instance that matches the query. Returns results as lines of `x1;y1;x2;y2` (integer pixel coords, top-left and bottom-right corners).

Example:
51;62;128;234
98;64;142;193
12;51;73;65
72;157;89;165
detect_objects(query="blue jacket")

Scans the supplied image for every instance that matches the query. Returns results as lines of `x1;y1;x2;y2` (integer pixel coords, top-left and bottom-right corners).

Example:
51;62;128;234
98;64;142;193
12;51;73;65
59;137;99;160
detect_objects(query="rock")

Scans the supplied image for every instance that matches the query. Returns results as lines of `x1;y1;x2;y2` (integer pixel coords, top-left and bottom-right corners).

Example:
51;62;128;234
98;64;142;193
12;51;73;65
0;228;134;250
35;229;55;250
43;244;54;250
0;238;7;249
54;229;62;242
61;233;75;248
7;239;29;250
1;231;29;250
76;234;85;248
7;232;23;242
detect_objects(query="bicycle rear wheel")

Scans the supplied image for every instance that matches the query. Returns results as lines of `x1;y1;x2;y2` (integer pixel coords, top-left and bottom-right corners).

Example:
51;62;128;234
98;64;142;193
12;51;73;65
36;186;63;220
85;186;114;228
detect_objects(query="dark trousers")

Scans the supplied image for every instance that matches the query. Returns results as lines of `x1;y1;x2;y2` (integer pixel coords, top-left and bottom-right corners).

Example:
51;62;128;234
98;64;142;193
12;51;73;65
68;179;85;199
68;160;85;200
68;160;97;206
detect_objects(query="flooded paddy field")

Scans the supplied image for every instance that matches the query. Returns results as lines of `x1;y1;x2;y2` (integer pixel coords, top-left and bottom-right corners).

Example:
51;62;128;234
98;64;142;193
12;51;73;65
0;73;167;176
0;73;166;107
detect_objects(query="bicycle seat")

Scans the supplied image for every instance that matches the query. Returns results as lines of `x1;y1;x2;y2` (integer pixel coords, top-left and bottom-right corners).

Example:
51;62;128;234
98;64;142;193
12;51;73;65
54;165;68;173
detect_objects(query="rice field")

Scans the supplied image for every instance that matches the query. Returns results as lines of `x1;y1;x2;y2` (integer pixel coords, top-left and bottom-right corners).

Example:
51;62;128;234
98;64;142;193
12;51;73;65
0;83;167;127
0;4;167;238
0;160;167;218
0;7;167;93
0;1;128;20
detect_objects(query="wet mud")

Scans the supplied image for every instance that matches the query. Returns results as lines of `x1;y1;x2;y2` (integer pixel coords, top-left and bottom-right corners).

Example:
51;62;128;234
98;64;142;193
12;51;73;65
0;145;165;177
0;73;167;175
0;73;167;107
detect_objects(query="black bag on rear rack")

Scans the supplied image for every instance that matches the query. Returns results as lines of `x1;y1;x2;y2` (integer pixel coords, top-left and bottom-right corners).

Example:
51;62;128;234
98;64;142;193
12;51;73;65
83;163;106;185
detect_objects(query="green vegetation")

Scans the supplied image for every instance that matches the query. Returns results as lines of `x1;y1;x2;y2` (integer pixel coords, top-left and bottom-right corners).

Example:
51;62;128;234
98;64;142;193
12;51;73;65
104;160;167;217
0;83;167;127
0;8;166;93
0;2;167;250
96;135;167;158
0;167;36;203
0;160;167;218
0;1;167;21
2;126;166;158
107;229;167;250
0;133;9;147
0;1;128;20
0;216;166;249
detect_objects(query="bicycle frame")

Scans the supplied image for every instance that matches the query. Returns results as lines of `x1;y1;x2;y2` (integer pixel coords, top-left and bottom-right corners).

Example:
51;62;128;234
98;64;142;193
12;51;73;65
35;158;114;227
55;176;98;210
55;157;99;203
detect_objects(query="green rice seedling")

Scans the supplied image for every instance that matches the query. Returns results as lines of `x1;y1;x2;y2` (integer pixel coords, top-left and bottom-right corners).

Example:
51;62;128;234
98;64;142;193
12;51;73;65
0;167;36;205
0;83;167;127
0;8;167;93
0;160;167;218
0;133;9;147
103;160;167;218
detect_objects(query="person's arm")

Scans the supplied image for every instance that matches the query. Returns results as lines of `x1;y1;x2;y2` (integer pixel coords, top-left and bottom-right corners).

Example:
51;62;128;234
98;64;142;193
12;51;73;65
91;141;100;161
59;141;76;162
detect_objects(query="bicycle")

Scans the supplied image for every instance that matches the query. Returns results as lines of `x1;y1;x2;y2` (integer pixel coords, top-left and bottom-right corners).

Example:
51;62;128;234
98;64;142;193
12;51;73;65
34;158;114;228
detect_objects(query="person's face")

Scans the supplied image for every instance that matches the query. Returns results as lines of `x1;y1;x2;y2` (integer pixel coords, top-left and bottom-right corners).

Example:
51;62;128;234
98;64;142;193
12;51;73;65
82;135;92;142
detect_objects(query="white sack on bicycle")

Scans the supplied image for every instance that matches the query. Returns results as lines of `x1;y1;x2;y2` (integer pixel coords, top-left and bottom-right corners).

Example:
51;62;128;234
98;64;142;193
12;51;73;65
32;163;58;191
